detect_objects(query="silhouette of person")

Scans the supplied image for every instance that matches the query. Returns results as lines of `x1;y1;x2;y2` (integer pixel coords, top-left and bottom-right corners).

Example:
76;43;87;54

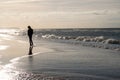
27;26;33;46
28;46;33;55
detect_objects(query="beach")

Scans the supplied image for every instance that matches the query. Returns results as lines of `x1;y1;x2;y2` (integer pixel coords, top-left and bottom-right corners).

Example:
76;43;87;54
0;34;56;79
0;0;120;79
0;32;120;80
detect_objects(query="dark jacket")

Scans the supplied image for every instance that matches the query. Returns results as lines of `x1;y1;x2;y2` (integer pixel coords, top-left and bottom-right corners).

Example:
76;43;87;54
28;28;33;36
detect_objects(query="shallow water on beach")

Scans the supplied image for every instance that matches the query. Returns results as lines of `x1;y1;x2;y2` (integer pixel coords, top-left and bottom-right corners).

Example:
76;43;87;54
0;39;120;80
0;31;120;80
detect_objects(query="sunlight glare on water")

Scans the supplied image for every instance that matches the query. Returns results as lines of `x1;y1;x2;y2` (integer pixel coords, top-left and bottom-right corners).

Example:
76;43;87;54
0;34;14;40
0;29;20;37
0;62;21;80
0;69;13;80
0;29;19;35
0;29;20;40
0;45;9;50
0;67;19;80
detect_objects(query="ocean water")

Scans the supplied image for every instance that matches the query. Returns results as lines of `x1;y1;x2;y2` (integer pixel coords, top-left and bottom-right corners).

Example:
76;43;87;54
1;28;120;39
34;28;120;39
19;28;120;51
0;28;120;80
10;39;120;80
0;28;120;51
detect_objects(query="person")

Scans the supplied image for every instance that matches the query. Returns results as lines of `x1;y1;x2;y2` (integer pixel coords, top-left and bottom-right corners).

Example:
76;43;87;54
28;46;33;55
27;26;33;46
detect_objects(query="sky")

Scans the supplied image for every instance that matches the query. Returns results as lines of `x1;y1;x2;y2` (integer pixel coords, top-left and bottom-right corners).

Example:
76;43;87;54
0;0;120;29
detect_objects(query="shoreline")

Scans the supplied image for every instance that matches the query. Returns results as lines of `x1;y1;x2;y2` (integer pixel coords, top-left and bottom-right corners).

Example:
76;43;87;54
0;36;120;80
0;38;58;80
0;37;54;64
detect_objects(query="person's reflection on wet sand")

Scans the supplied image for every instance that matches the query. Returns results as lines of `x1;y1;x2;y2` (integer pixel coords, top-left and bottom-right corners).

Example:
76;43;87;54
28;52;33;68
28;46;33;55
29;55;33;63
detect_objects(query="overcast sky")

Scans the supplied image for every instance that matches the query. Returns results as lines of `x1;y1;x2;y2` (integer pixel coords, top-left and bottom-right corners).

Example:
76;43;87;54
0;0;120;29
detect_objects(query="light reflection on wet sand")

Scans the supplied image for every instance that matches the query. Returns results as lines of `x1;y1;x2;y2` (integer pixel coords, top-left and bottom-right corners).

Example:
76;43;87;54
0;45;9;50
0;65;66;80
0;31;120;80
0;37;65;80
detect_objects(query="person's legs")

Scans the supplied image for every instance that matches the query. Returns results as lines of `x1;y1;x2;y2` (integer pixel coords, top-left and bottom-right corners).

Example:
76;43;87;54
29;36;33;46
28;45;33;55
29;36;31;46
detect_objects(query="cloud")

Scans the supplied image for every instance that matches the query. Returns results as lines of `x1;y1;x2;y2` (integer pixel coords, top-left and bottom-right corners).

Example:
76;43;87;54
0;0;120;28
92;10;109;15
0;0;120;12
88;10;118;15
0;0;40;4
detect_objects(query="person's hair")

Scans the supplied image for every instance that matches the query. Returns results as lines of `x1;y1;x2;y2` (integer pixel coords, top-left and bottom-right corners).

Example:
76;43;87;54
28;26;31;28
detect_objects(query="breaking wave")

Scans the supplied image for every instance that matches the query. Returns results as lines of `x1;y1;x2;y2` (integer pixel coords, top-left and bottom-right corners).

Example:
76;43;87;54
18;28;120;51
40;34;120;51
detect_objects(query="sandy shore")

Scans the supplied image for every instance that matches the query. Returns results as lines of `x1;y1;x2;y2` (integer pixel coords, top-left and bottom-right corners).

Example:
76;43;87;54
0;36;120;80
0;37;56;80
0;37;54;63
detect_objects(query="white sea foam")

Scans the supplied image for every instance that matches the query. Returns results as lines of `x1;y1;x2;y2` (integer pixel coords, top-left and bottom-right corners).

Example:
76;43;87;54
17;28;120;51
104;39;120;44
41;34;120;44
40;34;120;51
10;52;40;63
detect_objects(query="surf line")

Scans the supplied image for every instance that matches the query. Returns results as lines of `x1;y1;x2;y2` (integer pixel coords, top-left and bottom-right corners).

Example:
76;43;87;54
3;50;54;71
10;51;54;63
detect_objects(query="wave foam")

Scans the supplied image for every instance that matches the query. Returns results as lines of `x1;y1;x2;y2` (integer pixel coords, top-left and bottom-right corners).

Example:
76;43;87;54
40;34;120;51
41;34;120;44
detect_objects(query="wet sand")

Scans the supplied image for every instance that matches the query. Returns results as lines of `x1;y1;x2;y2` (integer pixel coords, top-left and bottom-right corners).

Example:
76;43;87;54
0;37;57;80
0;36;120;80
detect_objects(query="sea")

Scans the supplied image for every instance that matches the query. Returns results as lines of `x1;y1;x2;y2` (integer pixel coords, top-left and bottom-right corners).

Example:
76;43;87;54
0;28;120;80
19;28;120;51
0;28;120;51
